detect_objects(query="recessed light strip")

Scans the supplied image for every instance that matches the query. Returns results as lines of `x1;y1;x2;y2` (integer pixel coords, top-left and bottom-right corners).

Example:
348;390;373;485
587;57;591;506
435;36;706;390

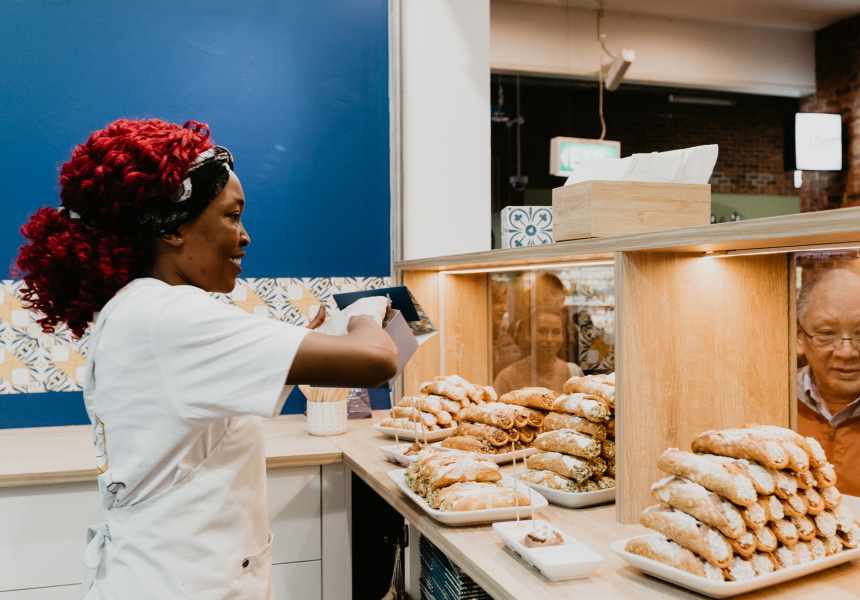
442;260;615;275
706;242;860;258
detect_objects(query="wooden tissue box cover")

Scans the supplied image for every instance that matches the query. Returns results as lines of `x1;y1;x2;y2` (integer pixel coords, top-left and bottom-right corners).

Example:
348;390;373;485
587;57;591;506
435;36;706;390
551;180;711;241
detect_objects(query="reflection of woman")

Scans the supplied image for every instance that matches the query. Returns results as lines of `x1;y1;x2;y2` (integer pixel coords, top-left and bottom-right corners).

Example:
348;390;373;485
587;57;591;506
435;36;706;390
508;272;571;361
493;304;583;395
492;281;521;378
15;119;397;598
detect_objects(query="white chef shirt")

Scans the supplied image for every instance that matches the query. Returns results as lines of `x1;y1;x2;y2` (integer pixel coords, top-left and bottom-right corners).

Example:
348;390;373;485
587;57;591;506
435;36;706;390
85;278;310;509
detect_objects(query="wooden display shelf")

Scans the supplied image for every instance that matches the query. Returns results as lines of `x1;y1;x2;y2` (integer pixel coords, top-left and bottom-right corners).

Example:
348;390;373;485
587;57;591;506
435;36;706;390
396;207;860;524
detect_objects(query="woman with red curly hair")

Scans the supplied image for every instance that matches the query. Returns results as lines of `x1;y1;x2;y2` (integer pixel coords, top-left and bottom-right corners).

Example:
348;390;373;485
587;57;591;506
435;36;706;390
17;118;397;599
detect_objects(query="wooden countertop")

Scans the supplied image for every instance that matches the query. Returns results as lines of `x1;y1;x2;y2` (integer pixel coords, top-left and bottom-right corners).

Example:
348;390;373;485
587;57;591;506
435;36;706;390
332;411;860;600
4;411;860;598
0;415;341;487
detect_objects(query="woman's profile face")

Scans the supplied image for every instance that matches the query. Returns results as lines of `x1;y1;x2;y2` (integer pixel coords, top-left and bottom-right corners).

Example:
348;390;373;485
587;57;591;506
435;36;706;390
174;172;250;293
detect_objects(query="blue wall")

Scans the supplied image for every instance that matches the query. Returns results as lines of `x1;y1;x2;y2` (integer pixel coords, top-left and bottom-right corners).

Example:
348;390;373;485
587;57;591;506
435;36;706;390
0;0;391;428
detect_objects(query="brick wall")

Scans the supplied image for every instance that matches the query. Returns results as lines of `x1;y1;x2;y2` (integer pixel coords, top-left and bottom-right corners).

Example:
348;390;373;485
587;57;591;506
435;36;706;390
800;14;860;211
492;75;800;212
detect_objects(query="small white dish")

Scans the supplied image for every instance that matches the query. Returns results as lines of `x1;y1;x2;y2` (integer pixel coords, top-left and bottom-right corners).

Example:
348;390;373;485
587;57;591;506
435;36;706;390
493;519;603;581
372;423;454;442
431;441;537;465
386;468;548;525
379;443;423;466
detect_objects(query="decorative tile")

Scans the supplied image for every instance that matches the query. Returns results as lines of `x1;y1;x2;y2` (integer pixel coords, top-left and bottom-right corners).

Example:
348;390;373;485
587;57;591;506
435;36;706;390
0;276;392;395
501;206;554;248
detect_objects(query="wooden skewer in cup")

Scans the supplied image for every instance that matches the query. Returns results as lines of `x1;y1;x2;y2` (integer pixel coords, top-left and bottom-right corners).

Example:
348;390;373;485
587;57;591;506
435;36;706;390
511;442;520;525
299;385;351;404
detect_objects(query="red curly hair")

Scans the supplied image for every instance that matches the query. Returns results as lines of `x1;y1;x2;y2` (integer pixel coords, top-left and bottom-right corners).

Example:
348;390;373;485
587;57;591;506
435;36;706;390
15;119;214;337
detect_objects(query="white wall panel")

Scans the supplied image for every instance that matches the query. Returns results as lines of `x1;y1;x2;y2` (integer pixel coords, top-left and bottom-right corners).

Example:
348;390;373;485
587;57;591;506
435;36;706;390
272;560;322;600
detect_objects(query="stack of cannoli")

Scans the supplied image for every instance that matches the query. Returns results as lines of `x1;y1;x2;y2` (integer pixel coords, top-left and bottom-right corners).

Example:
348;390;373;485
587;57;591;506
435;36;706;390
378;375;497;432
441;392;547;454
522;373;616;493
626;424;860;582
404;449;530;512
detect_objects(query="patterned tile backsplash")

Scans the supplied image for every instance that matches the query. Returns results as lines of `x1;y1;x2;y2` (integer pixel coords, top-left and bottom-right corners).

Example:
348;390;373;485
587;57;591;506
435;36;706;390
0;276;392;395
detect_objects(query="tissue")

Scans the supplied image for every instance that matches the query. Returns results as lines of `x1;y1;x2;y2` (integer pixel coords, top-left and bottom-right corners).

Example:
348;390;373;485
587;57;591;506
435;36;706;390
565;145;718;186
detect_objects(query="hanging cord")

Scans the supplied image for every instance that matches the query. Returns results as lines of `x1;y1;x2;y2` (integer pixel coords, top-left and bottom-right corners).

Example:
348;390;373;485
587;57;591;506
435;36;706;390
515;75;523;176
597;6;607;140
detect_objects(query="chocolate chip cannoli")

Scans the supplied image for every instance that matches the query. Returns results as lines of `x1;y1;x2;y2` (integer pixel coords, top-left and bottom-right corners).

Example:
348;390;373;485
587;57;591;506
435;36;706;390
439;435;496;455
457;403;515;429
498;387;558;411
517;425;538;444
450;422;509;447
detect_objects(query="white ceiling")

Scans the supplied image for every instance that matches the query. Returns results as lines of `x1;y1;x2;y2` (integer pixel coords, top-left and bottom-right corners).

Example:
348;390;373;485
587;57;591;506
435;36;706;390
501;0;860;31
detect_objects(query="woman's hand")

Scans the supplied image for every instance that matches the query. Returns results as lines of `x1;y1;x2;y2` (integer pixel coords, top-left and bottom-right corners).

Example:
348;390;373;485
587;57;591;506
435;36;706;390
306;306;326;330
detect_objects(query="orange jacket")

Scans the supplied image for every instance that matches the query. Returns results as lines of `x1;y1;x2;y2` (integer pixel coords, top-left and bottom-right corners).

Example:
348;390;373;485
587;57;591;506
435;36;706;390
796;370;860;497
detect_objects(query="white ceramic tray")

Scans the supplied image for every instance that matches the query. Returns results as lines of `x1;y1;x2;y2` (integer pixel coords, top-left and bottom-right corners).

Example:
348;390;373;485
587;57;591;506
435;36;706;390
372;423;455;442
386;468;548;526
493;519;603;581
612;535;860;598
431;441;537;465
513;471;616;508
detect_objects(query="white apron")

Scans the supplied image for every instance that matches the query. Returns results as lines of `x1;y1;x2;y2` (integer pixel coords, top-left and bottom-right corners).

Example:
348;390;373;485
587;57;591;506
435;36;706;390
81;292;275;600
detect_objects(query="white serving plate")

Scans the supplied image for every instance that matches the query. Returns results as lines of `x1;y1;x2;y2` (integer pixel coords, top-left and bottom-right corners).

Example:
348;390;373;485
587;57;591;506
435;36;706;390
493;519;603;581
612;535;860;599
372;423;454;442
386;467;548;526
514;471;616;508
431;441;537;465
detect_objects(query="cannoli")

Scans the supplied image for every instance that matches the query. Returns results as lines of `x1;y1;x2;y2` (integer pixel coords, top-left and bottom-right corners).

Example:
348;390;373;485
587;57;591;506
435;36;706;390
752;525;778;553
650;476;746;539
450;422;509;447
691;428;790;469
790;514;816;541
520;469;577;492
425;481;498;509
498;387;558;411
781;493;808;518
601;438;615;460
420;380;469;406
823;534;844;555
758;494;785;523
705;455;776;496
433;375;484;404
742;424;826;467
457;404;515;429
588;455;608;476
771;519;799;546
416;458;502;495
512;406;546;428
801;488;825;515
807;537;827;561
434;482;530;512
526;451;593;483
794;541;815;564
813;510;839;538
749;552;776;576
774;544;799;569
439;435;496;455
795;469;816;490
542;412;606;439
772;469;799;499
837;521;860;548
397;394;445;413
723;555;756;582
624;534;725;581
821;486;842;510
551;394;611;422
832;504;856;531
606;457;616;478
390;407;438;428
436;396;463;414
533;429;602;459
656;449;757;507
479;385;499;402
563;375;615;407
594;475;616;490
639;505;733;568
780;441;811;472
517;425;538;444
379;417;437;431
506;428;520;443
740;501;767;530
605;418;615;435
811;462;838;488
574;478;600;493
729;531;757;557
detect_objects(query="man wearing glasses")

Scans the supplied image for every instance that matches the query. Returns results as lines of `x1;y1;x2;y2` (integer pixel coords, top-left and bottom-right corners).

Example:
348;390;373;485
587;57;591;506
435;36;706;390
797;267;860;496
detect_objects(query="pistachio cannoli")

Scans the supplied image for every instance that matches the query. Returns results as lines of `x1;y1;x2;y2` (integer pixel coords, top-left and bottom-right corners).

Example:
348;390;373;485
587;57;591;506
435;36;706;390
542;412;606;439
551;393;611;422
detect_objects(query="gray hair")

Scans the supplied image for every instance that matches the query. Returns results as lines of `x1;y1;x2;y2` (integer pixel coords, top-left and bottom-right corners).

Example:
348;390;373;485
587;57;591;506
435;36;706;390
797;267;860;325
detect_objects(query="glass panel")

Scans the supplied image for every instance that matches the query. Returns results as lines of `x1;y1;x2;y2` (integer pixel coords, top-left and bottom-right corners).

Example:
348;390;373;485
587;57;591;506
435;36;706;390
490;265;615;396
794;250;860;497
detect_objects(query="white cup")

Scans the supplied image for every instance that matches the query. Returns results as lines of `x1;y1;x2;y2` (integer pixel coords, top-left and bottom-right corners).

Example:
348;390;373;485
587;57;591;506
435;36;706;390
307;400;348;436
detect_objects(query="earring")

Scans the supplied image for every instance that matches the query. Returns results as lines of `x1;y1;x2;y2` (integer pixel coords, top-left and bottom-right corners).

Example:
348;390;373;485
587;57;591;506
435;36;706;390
176;236;183;243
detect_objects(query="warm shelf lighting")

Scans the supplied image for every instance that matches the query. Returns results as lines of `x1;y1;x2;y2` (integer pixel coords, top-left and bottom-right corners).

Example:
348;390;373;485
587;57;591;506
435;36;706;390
705;243;860;258
442;260;615;275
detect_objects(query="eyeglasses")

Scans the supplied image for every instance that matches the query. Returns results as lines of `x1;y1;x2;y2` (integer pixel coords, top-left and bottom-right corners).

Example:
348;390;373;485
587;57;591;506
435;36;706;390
798;322;860;351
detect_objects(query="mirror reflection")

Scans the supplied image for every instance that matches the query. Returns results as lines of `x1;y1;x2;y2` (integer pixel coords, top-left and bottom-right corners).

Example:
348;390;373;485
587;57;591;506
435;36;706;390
490;265;615;395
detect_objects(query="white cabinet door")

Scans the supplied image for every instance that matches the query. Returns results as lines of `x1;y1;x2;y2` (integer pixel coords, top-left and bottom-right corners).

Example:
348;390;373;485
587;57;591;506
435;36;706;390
268;465;322;564
0;481;101;592
272;561;321;600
